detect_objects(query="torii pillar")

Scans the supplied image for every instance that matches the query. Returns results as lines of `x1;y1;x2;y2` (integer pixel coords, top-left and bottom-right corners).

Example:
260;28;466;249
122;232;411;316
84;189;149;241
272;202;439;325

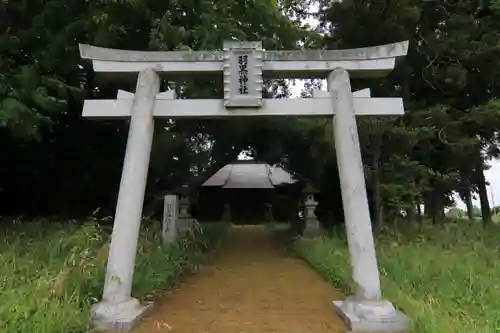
91;68;159;332
329;68;408;332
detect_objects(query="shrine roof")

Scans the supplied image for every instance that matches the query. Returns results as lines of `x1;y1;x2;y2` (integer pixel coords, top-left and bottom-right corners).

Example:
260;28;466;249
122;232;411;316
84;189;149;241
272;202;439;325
201;160;299;189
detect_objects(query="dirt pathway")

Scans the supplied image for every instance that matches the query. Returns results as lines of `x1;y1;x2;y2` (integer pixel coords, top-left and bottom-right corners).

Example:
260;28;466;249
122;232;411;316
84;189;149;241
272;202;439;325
132;225;347;333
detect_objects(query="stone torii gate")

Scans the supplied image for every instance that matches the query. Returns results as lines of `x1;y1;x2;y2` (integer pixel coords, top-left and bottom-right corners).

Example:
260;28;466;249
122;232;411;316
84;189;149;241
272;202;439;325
79;41;410;332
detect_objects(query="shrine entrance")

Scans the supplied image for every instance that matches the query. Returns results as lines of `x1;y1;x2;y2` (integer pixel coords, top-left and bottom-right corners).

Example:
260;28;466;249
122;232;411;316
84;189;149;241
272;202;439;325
227;190;268;224
79;40;410;332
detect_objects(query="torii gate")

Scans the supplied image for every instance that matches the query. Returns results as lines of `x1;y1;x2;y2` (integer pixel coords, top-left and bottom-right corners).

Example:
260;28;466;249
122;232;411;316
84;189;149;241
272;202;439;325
79;41;410;332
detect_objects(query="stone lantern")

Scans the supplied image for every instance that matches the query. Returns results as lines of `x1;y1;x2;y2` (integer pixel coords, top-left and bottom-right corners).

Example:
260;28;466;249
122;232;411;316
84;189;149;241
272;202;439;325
176;184;193;233
302;183;322;237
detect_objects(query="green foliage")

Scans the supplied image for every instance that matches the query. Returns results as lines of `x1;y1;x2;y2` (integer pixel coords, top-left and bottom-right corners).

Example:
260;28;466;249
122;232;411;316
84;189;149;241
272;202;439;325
1;0;500;227
0;0;310;217
299;0;500;224
0;220;226;333
132;221;227;298
296;224;500;333
0;220;107;333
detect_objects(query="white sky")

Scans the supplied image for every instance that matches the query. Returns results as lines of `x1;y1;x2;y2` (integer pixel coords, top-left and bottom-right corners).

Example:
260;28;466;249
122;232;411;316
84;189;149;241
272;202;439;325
288;12;500;210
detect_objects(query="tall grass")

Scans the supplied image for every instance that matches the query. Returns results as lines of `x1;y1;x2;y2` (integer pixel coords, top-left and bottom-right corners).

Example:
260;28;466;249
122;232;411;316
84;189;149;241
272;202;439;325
296;223;500;333
0;219;226;333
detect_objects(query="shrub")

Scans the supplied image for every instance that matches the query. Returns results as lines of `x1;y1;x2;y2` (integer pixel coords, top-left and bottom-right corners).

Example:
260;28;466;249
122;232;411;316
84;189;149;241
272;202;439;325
0;219;226;333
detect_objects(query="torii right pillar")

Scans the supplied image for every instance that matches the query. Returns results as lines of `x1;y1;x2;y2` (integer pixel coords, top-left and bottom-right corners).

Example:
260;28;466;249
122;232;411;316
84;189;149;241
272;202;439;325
329;67;410;332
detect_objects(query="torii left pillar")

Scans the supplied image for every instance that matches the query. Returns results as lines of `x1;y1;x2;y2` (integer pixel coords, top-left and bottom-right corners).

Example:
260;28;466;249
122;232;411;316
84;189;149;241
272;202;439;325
91;68;159;331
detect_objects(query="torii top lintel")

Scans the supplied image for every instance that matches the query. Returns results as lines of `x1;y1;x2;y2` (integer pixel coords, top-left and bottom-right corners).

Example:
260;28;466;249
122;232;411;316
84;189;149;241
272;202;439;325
79;40;409;80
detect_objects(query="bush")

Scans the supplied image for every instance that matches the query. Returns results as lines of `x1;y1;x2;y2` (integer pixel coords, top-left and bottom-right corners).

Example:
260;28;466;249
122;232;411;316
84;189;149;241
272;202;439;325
132;221;227;298
295;223;500;333
0;219;226;333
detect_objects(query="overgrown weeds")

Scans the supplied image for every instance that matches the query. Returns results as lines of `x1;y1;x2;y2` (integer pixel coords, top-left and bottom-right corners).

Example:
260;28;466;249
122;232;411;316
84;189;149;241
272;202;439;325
295;223;500;333
0;219;226;333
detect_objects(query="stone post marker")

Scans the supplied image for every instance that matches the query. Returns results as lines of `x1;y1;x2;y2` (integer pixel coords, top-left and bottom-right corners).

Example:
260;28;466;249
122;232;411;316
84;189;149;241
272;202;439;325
79;40;410;332
90;68;159;331
162;194;179;244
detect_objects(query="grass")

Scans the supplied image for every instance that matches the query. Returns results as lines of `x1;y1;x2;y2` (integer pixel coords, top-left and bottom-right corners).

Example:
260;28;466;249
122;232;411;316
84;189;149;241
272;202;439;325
295;223;500;333
0;218;226;333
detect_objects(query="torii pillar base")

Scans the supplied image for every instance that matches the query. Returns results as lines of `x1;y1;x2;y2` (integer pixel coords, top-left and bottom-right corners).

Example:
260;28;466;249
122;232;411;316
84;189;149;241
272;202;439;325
91;298;154;332
333;298;409;332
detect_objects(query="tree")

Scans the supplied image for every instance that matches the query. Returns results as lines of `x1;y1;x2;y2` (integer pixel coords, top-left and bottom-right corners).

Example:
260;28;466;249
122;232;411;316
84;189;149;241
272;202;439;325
0;0;309;217
313;0;500;227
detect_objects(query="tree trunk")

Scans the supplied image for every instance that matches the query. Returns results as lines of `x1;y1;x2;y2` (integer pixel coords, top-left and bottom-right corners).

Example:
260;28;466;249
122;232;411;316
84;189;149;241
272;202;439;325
464;190;474;222
426;186;445;225
459;174;474;223
406;205;417;228
434;191;445;224
424;191;434;220
474;166;492;225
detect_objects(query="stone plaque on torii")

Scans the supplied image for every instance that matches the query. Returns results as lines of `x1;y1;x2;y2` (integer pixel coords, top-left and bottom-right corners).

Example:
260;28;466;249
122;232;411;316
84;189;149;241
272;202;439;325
79;40;410;332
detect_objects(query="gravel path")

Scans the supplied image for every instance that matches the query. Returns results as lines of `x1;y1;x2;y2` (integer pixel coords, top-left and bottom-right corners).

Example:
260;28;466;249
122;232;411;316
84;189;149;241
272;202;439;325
131;225;347;333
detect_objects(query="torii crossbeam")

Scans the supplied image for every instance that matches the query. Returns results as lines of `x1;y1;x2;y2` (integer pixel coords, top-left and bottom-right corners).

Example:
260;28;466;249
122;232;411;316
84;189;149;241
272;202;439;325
80;41;410;333
82;88;403;118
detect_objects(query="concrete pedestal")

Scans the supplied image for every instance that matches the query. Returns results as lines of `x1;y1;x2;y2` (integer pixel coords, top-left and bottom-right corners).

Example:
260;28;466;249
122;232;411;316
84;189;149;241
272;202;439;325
333;298;409;332
177;217;193;233
91;298;154;332
303;218;323;238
